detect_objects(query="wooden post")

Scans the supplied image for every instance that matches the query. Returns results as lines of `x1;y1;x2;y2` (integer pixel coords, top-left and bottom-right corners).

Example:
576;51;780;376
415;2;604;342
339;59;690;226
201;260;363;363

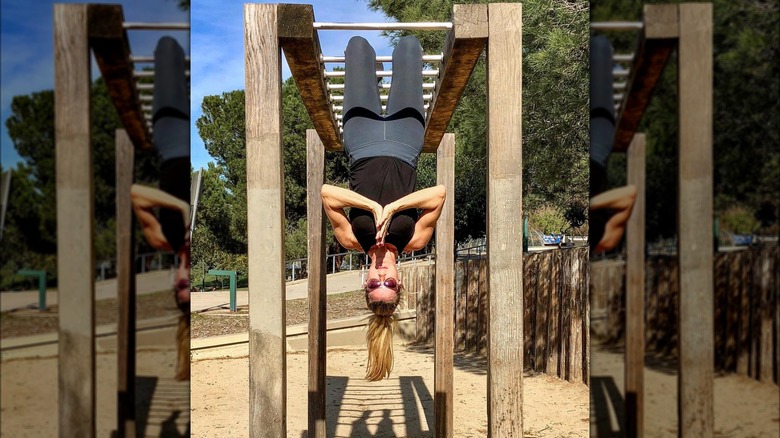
486;3;523;436
423;5;487;152
626;133;646;437
435;133;455;437
115;130;136;438
54;4;95;437
306;129;327;437
245;4;286;436
677;3;713;436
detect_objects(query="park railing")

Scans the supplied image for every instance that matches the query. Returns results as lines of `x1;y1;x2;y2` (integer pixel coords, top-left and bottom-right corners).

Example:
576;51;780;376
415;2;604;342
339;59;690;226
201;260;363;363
591;245;779;385
398;247;590;384
284;249;436;281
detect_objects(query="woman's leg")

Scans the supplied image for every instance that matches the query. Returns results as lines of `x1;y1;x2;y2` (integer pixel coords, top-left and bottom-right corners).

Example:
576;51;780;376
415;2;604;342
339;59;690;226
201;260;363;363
343;36;382;119
152;36;190;253
386;36;424;118
384;36;425;167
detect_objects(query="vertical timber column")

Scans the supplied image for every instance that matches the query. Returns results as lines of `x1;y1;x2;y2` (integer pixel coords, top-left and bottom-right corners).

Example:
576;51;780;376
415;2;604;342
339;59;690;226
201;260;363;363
115;130;136;438
487;3;523;436
626;133;646;437
677;3;713;437
306;129;327;437
54;4;95;437
245;4;286;436
435;133;456;437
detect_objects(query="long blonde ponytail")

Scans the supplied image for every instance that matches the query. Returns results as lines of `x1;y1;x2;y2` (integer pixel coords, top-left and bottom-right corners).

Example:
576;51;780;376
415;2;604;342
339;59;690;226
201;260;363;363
365;309;397;381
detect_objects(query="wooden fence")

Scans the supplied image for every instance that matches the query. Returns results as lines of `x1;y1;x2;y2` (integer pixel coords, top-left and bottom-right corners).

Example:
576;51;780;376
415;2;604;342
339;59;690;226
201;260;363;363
399;247;589;384
591;245;779;384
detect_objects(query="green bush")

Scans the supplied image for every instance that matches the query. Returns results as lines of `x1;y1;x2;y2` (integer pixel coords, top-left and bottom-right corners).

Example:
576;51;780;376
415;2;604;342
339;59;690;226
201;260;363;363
529;205;569;235
720;204;760;235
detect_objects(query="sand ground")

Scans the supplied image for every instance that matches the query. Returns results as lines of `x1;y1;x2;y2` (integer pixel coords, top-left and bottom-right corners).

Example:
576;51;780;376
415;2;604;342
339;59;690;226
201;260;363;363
191;342;589;437
1;345;189;437
590;344;780;437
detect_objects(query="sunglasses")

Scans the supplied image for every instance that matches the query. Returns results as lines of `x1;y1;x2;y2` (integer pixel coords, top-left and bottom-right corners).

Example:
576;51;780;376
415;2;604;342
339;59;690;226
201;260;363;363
366;277;399;291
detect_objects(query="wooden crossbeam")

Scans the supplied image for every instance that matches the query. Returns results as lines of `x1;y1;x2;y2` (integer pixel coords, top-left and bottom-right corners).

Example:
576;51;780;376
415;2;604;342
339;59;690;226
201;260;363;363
423;4;487;153
88;4;153;150
613;4;677;152
278;4;341;152
282;4;487;154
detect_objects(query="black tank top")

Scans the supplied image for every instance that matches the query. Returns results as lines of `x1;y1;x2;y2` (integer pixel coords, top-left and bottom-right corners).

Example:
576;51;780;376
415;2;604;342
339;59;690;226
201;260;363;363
349;156;418;253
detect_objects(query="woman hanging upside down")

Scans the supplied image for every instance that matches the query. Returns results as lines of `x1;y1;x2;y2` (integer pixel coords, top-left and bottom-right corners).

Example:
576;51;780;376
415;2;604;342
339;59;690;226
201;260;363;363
130;36;191;380
321;36;446;381
589;35;637;253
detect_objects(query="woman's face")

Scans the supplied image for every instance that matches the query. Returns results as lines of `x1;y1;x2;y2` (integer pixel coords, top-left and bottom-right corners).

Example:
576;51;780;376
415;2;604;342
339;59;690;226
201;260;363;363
365;245;399;305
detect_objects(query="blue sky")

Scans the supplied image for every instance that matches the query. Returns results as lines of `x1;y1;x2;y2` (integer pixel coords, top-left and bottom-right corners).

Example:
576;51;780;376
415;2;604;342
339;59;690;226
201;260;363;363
1;0;396;171
191;0;396;170
0;0;188;168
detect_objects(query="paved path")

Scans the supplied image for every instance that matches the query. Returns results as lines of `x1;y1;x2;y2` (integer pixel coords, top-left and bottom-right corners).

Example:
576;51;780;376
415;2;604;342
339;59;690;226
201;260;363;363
191;269;365;312
0;270;172;312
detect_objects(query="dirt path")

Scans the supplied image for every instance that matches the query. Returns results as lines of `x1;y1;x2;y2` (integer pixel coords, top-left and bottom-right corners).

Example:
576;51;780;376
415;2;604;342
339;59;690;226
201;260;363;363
191;342;589;437
1;343;189;436
591;345;780;437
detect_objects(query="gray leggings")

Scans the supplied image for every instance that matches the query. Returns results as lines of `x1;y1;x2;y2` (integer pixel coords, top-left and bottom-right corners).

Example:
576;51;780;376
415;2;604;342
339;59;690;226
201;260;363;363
343;36;425;168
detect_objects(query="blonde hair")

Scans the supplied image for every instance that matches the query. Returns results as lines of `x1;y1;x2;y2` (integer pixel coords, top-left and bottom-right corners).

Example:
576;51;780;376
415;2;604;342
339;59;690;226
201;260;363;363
364;285;403;381
175;314;190;380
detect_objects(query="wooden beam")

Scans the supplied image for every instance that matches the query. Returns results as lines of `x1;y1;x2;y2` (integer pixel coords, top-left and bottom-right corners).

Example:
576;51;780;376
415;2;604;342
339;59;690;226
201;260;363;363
87;4;153;151
613;4;678;152
423;4;487;153
677;3;713;437
306;129;327;438
245;4;286;436
434;133;455;437
115;129;137;438
54;4;96;437
486;3;523;436
278;4;341;152
625;133;646;438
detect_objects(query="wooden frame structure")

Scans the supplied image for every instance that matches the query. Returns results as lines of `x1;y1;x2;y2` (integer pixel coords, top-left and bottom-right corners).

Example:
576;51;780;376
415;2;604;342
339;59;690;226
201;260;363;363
53;4;188;437
244;3;523;437
593;3;713;436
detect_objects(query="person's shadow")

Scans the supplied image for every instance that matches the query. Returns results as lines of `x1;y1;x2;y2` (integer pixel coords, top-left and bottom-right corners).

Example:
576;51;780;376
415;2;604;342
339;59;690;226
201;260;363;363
590;376;626;437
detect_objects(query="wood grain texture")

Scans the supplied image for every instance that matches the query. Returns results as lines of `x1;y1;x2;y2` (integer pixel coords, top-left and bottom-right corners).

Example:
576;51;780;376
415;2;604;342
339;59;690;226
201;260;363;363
677;4;714;436
422;4;487;153
613;4;677;152
88;4;152;150
625;134;646;437
244;4;286;436
486;4;523;433
54;5;96;437
115;130;136;438
278;4;341;152
306;130;327;437
411;249;589;383
434;133;455;437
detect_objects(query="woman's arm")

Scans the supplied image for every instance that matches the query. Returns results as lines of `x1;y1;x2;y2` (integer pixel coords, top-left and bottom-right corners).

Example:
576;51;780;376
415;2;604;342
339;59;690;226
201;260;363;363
590;185;637;252
130;184;191;252
376;185;446;248
321;184;382;251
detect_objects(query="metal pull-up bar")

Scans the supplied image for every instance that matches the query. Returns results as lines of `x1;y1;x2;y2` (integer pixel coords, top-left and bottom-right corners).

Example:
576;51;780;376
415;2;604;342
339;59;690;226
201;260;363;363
321;54;444;63
326;82;436;90
312;21;452;31
590;21;644;31
123;22;190;30
324;69;439;78
130;55;191;64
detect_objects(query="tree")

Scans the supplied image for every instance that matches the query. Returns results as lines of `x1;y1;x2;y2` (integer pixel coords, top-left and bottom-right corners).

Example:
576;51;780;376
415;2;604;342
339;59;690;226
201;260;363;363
593;0;779;240
366;0;590;241
2;78;160;288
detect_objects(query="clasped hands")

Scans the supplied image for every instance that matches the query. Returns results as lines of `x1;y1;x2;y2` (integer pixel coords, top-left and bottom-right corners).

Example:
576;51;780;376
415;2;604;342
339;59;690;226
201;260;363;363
370;201;399;246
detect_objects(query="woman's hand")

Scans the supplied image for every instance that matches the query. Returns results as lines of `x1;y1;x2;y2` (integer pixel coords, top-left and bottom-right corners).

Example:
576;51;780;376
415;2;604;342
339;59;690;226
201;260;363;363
375;202;397;244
